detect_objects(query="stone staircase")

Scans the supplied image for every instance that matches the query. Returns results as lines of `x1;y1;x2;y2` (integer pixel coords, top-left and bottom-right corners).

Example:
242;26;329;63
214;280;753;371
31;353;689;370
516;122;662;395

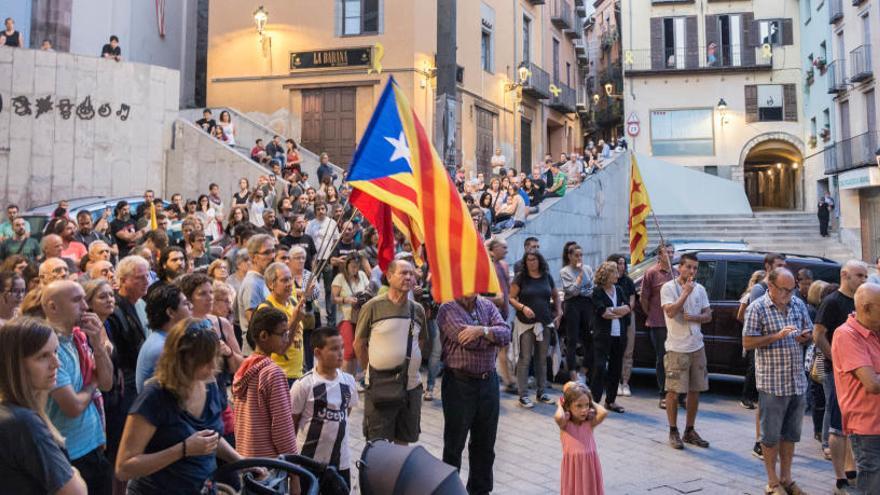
619;211;857;262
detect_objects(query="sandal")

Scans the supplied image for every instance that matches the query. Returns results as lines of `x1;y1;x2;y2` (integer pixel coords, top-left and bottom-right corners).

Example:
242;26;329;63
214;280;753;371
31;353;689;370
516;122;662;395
423;389;434;401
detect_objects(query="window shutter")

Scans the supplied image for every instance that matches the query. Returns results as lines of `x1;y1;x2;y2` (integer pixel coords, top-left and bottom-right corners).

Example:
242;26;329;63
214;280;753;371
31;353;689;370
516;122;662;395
783;84;797;121
705;15;719;48
781;19;793;46
750;20;761;47
685;16;698;68
741;13;755;66
745;85;758;123
334;0;342;36
650;18;663;70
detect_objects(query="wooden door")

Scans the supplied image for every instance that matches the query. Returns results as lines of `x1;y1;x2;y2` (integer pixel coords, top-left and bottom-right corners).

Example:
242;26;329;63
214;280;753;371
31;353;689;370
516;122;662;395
520;118;532;173
475;107;494;176
860;189;880;261
301;88;357;168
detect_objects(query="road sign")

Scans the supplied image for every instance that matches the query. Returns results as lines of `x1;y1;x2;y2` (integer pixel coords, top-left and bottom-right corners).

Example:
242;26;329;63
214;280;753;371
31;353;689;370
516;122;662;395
626;112;640;137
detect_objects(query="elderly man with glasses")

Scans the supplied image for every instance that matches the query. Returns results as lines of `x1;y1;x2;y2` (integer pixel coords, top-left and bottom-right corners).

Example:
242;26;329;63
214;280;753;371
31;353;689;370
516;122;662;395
743;267;814;495
237;234;275;353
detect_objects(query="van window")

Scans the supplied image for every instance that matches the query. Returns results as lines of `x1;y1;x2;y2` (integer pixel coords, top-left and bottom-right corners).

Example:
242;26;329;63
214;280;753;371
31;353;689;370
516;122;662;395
724;261;764;301
809;265;841;285
672;260;718;296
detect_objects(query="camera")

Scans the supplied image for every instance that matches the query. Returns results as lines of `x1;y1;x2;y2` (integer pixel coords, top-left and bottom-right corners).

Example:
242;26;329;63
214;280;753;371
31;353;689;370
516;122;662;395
353;291;372;310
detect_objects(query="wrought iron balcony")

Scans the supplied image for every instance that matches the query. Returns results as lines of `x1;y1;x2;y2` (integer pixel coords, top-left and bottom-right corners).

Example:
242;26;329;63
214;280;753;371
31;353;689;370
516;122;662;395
623;46;772;75
827;60;847;93
824;131;880;175
548;81;577;113
849;44;873;83
521;62;551;99
829;0;843;23
550;0;573;30
526;0;546;4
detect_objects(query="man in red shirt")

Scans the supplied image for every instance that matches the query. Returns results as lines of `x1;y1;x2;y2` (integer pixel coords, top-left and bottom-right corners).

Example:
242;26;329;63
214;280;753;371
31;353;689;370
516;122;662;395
832;282;880;494
640;242;677;409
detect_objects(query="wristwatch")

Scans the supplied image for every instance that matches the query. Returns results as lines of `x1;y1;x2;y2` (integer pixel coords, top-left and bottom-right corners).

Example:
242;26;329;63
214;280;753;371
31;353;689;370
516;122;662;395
482;326;489;337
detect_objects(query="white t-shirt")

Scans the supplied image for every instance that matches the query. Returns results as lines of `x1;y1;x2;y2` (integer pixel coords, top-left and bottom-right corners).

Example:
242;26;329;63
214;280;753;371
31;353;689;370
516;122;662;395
290;370;358;469
660;279;710;353
609;288;621;337
331;271;371;322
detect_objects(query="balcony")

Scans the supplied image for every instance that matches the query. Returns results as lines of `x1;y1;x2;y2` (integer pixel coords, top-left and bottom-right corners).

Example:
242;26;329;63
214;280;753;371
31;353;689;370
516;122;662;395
574;39;588;62
550;0;573;30
526;0;546;4
548;81;577;113
521;62;551;99
651;0;694;4
849;44;873;83
827;60;847;93
566;25;583;40
829;0;843;23
824;131;880;175
623;46;772;76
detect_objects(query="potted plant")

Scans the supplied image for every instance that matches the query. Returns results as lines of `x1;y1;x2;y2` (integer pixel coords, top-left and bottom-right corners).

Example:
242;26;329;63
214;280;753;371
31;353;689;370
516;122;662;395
806;67;815;85
808;135;818;148
813;56;827;74
820;126;831;142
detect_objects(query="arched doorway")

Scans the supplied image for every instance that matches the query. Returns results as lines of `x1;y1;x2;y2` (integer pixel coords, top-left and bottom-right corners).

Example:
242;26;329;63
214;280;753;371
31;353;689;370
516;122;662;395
741;137;804;210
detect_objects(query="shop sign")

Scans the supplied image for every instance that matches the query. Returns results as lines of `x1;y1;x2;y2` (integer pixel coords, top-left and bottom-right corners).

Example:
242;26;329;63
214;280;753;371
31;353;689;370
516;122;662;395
838;167;880;190
289;47;372;71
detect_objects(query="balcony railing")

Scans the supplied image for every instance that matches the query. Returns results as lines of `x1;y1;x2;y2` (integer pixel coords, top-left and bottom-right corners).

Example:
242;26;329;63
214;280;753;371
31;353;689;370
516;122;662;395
526;0;546;4
827;59;847;93
623;46;772;74
829;0;843;23
574;39;588;62
849;44;873;83
548;81;577;113
824;131;880;175
522;62;551;99
550;0;573;30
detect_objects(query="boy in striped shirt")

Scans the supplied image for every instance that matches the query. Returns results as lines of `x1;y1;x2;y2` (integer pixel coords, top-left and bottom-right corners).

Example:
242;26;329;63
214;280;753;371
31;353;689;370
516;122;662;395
291;326;358;490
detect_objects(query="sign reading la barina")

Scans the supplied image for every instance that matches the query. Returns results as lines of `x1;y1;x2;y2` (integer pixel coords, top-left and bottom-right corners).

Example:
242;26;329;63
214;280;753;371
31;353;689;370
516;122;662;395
290;47;372;70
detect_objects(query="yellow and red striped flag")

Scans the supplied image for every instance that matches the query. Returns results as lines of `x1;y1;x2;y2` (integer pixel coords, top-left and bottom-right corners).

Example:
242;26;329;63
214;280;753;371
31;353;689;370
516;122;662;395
628;154;652;265
347;77;499;302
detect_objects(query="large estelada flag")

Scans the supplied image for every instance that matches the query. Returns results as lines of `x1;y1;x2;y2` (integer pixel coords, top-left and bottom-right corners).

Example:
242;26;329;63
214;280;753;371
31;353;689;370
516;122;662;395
628;153;652;265
347;77;500;302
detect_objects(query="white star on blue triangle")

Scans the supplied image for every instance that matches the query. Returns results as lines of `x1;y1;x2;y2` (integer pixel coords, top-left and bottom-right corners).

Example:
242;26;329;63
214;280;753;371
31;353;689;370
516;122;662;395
385;131;411;165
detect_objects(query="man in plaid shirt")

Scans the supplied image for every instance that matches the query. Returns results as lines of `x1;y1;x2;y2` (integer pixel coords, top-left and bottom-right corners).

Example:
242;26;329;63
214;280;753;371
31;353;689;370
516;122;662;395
743;268;813;495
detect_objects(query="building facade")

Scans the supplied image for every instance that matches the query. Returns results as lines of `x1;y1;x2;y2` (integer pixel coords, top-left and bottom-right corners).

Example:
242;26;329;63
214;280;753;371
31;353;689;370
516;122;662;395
584;0;623;143
822;0;879;259
205;0;587;173
621;0;805;210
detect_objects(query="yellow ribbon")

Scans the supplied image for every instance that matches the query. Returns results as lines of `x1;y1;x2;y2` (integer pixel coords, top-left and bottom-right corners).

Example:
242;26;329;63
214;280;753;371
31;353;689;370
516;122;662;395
624;50;634;65
369;42;384;74
761;43;772;60
549;84;561;97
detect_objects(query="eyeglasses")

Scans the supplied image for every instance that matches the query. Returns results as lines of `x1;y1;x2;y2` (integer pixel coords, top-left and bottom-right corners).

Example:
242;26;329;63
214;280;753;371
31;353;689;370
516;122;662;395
258;249;276;256
770;283;795;295
272;329;291;339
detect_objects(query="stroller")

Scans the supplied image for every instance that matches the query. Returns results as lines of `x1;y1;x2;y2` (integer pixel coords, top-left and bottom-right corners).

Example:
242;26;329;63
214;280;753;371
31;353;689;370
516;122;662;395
212;454;348;495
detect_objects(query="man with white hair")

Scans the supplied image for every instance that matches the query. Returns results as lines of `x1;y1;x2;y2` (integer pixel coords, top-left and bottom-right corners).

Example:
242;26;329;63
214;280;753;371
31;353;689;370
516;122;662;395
39;257;70;286
237;234;275;352
88;260;116;287
814;260;868;493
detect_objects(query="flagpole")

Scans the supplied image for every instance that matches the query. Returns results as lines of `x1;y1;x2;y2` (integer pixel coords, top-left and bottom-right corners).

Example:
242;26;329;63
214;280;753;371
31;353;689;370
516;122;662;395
649;209;673;269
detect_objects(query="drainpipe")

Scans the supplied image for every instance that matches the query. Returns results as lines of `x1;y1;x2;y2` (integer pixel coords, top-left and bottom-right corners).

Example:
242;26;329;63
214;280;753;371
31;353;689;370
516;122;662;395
436;0;458;174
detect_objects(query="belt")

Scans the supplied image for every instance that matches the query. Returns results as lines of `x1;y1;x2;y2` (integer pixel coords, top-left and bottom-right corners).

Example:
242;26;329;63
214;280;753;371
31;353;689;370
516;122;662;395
451;369;494;381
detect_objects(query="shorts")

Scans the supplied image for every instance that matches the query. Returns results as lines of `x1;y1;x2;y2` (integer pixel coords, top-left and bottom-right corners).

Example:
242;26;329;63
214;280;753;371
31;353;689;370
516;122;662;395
338;320;356;360
663;348;709;393
363;384;423;444
824;371;843;435
759;392;805;447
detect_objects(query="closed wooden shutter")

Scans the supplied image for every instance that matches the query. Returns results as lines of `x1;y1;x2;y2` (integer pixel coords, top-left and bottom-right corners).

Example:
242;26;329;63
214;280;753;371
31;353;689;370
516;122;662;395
705;15;719;48
749;20;761;47
781;19;793;46
745;85;758;123
741;13;756;66
783;84;797;121
650;18;663;70
685;16;698;68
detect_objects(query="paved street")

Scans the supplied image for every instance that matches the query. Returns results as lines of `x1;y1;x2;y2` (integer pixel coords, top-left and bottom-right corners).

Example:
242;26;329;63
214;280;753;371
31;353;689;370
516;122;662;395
348;373;831;494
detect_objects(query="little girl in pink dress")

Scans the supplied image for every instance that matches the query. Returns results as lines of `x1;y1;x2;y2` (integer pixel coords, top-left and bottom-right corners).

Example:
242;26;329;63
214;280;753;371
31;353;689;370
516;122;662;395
555;381;607;495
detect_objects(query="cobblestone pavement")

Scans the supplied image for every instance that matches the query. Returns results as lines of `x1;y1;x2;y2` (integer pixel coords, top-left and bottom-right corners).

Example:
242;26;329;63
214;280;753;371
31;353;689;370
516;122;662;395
347;373;832;494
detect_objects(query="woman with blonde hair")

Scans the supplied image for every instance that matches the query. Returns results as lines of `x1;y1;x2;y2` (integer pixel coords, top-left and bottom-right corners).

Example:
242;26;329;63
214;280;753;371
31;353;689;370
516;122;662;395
589;261;630;414
116;318;244;493
735;270;766;323
0;317;87;494
207;259;230;284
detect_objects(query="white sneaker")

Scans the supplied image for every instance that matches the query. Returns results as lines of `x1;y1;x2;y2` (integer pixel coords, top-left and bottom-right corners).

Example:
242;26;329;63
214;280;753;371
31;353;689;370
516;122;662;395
577;373;587;385
622;384;632;397
617;384;625;396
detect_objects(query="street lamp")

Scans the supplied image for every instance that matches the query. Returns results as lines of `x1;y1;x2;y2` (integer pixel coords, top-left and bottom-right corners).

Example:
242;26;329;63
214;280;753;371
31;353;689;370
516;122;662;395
717;98;728;126
253;6;268;38
593;94;600;105
505;63;532;92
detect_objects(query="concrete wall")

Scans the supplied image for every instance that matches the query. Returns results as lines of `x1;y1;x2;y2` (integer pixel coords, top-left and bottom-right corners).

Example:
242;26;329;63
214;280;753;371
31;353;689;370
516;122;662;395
0;48;179;209
502;151;631;284
166;118;286;205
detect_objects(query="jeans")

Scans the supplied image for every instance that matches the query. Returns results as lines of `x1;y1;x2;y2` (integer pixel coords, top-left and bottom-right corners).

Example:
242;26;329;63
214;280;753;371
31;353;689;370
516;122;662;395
591;334;625;404
850;434;880;495
824;371;844;435
648;326;667;395
807;377;826;437
71;448;112;495
442;372;500;495
517;326;549;397
562;296;592;374
742;350;758;403
320;265;336;325
425;318;443;390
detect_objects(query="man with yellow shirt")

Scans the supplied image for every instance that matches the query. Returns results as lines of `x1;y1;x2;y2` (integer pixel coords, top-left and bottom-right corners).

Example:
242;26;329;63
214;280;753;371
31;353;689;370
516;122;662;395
258;262;306;386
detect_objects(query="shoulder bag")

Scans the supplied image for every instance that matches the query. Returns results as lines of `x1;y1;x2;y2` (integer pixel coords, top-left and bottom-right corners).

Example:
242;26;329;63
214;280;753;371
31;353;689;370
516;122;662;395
366;304;415;407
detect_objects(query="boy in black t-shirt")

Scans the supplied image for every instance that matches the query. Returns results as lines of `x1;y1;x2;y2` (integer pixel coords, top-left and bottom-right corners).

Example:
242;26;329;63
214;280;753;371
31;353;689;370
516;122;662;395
101;35;122;61
196;109;217;134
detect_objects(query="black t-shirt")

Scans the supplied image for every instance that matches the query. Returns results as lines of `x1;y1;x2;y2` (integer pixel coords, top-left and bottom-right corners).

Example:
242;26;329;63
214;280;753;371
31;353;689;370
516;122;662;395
3;31;21;47
101;43;122;57
815;290;855;369
514;271;556;325
0;403;74;494
331;240;361;275
280;233;318;269
110;217;137;257
195;118;216;134
618;274;636;301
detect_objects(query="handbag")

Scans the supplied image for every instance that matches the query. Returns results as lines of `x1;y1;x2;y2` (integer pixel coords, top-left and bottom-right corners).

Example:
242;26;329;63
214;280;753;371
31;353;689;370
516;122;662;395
366;305;415;407
809;346;826;384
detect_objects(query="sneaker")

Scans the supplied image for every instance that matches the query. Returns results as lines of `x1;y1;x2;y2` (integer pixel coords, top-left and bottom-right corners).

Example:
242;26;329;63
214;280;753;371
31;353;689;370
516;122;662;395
617;384;625;396
764;484;787;495
658;397;667;410
537;393;554;404
423;389;434;401
668;430;684;450
518;396;534;409
357;379;366;393
683;429;710;448
740;399;756;410
576;373;587;385
503;383;518;395
621;384;632;396
752;442;764;460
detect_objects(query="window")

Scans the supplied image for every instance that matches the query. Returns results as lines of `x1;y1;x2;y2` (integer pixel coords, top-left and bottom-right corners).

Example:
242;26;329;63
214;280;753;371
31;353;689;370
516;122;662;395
566;62;571;86
757;85;783;121
481;30;493;72
522;16;531;63
650;108;714;156
695;261;718;296
759;20;781;46
823;108;830;129
663;18;686;69
342;0;379;35
811;117;817;137
724;261;764;301
553;38;560;81
717;14;742;66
